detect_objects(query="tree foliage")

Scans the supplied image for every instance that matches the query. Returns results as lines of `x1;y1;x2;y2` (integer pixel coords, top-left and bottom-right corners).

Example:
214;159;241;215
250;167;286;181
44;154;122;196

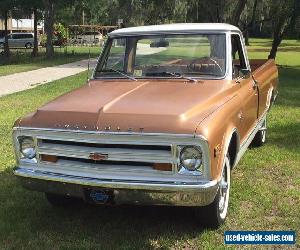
0;0;18;56
1;0;299;59
268;0;299;59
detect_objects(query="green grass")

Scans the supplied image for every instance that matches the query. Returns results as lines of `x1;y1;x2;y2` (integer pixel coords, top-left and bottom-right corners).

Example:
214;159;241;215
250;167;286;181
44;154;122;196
0;46;102;76
248;38;300;48
0;39;299;249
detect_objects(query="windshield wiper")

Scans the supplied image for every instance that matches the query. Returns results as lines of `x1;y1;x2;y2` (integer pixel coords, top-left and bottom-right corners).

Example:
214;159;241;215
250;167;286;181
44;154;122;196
106;68;137;81
146;71;197;82
167;72;198;82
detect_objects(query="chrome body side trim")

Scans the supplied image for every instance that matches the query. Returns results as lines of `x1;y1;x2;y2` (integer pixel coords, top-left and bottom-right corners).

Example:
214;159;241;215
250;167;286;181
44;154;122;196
234;112;267;167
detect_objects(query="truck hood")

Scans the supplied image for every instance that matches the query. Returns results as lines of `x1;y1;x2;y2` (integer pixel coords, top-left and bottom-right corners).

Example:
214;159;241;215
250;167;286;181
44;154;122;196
18;79;232;134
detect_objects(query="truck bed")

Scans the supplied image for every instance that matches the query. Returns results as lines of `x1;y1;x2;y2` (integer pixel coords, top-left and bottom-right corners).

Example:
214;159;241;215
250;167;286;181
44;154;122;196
249;58;278;118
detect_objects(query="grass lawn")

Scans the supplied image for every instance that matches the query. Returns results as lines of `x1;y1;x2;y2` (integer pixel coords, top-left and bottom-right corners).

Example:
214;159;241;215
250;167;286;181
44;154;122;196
0;46;102;76
0;38;299;249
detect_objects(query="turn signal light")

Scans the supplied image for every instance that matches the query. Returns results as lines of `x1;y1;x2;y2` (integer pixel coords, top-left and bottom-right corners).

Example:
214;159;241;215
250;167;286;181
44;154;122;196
153;163;172;171
41;154;58;163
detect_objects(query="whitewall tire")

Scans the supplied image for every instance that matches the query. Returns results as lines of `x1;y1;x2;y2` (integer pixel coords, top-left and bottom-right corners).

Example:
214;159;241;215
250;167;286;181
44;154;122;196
195;154;231;228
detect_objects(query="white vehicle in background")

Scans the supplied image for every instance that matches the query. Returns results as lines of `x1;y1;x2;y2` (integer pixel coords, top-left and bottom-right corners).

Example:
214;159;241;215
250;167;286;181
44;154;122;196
0;33;34;48
72;31;103;45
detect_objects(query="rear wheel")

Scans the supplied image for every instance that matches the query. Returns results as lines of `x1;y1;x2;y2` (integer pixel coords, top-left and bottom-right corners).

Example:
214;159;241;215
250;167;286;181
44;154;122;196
25;42;32;49
251;118;267;147
195;154;231;228
45;193;82;207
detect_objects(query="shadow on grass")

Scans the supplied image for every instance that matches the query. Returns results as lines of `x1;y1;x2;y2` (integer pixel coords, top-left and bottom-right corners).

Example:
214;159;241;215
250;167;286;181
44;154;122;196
276;41;300;47
276;67;300;108
266;67;300;151
248;47;300;52
249;40;300;47
269;122;300;152
0;168;207;248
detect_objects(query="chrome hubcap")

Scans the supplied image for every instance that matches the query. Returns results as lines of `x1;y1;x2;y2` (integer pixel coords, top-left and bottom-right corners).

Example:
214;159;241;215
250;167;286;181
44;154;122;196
219;157;230;219
219;172;228;212
261;119;267;142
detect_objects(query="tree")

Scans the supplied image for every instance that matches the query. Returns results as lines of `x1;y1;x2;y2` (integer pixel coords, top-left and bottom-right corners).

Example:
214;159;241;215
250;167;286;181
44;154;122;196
195;0;227;23
16;0;43;57
43;0;55;58
239;0;259;45
43;0;76;58
32;6;38;57
3;10;10;57
231;0;247;26
268;0;299;59
0;0;16;57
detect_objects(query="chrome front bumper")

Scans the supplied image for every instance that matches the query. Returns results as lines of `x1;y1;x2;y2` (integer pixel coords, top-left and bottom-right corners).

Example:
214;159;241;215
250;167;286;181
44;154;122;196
14;167;219;207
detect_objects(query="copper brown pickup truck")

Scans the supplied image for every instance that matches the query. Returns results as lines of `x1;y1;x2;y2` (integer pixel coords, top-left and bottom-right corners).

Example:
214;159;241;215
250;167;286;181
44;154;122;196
13;23;278;228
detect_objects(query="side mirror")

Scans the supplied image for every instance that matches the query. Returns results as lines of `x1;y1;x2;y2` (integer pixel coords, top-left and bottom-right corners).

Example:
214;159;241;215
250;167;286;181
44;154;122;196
235;69;251;83
239;68;250;77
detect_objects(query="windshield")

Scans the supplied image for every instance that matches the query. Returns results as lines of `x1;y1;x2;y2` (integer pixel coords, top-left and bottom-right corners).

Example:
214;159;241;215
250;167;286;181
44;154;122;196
95;34;226;79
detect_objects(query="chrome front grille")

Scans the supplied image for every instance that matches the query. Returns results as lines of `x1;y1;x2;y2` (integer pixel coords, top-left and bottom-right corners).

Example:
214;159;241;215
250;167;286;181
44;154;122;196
14;128;210;182
38;139;173;164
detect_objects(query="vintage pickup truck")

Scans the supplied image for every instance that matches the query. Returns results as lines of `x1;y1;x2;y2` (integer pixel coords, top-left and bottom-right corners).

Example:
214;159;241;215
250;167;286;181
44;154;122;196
12;23;278;228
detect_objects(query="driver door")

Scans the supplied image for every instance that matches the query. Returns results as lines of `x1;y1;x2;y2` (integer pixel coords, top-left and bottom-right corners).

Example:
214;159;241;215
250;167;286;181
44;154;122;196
231;34;258;143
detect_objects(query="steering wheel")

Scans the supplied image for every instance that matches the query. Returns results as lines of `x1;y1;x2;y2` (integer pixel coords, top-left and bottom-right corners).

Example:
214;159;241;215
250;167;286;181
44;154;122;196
188;57;223;75
207;58;223;74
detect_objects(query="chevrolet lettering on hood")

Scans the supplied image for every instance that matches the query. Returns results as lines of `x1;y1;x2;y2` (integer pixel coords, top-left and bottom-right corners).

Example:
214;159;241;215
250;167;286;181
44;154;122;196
12;23;278;228
89;153;108;161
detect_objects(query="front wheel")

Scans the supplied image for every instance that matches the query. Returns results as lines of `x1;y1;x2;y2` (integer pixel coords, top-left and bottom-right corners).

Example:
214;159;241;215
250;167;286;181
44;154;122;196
195;154;231;228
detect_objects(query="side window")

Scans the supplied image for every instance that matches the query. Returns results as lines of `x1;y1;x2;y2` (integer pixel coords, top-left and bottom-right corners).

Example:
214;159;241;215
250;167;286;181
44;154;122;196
13;34;25;39
105;39;126;71
231;34;247;78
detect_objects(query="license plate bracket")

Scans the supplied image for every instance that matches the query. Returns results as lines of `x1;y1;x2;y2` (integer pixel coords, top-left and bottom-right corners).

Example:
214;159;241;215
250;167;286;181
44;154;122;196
84;188;114;204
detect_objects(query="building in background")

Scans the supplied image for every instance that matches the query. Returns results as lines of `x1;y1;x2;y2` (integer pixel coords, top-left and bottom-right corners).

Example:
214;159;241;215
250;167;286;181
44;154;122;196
0;14;44;37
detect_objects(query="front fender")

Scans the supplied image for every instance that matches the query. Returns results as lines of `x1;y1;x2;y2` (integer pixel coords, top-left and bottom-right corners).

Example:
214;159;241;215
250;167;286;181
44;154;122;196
195;94;241;181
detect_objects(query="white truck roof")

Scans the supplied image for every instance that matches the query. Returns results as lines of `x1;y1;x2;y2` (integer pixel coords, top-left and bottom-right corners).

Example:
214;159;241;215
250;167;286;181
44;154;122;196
110;23;240;36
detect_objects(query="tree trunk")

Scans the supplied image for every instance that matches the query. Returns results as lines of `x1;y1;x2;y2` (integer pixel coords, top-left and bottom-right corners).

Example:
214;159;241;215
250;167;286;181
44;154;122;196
268;35;282;59
268;19;285;59
268;15;289;59
44;0;55;58
232;0;247;26
32;7;39;57
4;10;10;57
250;0;258;27
268;0;297;59
244;29;249;46
245;0;258;46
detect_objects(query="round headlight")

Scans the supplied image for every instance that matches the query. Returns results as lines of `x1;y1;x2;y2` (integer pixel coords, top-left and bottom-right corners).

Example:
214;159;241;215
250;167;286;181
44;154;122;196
19;137;36;159
179;146;202;171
